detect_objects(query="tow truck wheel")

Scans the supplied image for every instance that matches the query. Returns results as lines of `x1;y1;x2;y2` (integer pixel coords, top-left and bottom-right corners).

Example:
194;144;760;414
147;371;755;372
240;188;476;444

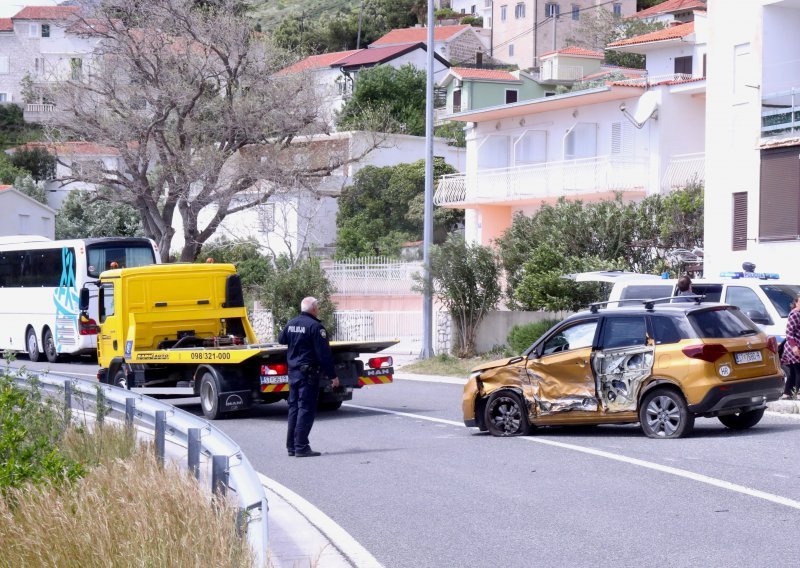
318;400;343;411
43;328;59;364
199;371;221;420
113;368;129;390
26;328;43;362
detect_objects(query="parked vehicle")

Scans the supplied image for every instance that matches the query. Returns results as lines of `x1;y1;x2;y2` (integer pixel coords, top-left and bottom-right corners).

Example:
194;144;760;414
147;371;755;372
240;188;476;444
0;235;159;361
463;299;784;438
83;262;395;419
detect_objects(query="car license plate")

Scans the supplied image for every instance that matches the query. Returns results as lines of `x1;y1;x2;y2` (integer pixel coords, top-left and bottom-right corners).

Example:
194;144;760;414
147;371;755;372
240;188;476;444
260;375;288;385
735;350;762;364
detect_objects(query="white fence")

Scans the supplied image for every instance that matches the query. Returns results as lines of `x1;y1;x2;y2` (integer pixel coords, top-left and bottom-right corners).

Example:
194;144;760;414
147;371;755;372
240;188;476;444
324;258;422;296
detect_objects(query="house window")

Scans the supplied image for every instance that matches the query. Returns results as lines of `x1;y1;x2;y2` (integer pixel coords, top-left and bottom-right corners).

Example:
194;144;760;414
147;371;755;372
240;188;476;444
453;89;462;113
571;4;580;20
509;43;515;57
545;2;560;17
515;130;547;165
41;24;50;38
70;58;83;80
257;203;275;232
0;93;8;102
611;121;634;156
461;8;466;13
18;214;30;234
759;146;800;241
703;53;707;77
471;4;477;13
34;57;45;75
565;123;597;160
0;57;9;74
479;135;511;169
732;192;748;251
613;3;622;16
500;4;508;21
674;56;692;75
544;91;556;97
515;2;525;18
505;89;518;104
28;23;38;37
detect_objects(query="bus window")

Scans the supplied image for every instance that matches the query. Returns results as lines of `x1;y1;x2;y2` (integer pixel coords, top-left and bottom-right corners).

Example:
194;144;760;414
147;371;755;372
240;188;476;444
87;242;156;277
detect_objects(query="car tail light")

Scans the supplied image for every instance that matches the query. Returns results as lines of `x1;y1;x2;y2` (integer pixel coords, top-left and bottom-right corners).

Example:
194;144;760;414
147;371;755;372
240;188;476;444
263;363;288;375
368;356;393;369
767;336;778;354
682;344;728;362
79;317;99;335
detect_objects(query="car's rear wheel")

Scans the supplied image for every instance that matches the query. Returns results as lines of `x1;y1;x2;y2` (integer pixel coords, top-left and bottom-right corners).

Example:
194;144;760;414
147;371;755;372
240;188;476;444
484;390;529;437
639;388;694;439
718;408;765;430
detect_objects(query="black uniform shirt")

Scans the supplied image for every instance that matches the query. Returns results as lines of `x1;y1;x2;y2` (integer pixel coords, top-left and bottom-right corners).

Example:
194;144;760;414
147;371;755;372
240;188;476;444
278;311;336;380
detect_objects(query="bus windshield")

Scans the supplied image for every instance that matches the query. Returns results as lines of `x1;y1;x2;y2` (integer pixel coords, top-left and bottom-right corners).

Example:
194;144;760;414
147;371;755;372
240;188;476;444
87;242;156;277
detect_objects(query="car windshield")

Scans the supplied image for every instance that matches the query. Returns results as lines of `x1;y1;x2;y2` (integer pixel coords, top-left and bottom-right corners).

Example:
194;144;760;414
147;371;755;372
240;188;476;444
761;284;800;318
688;307;758;338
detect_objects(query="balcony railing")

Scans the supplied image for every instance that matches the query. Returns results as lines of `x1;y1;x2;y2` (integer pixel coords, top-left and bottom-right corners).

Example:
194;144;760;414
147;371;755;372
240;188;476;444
613;73;694;86
662;152;705;191
25;103;56;113
540;65;585;82
435;155;648;206
762;88;800;138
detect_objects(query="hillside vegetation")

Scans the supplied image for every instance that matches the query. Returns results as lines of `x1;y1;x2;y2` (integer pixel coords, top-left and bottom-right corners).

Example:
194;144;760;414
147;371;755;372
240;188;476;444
249;0;358;29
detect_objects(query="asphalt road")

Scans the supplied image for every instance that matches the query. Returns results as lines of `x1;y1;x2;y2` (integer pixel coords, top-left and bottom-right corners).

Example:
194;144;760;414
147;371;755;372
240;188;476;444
13;358;800;567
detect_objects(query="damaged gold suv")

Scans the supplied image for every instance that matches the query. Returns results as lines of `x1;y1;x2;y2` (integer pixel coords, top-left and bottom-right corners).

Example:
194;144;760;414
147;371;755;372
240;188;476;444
463;302;784;439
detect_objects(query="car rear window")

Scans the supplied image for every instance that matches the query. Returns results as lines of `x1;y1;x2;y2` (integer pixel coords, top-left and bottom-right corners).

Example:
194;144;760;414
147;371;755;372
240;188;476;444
688;308;758;339
650;315;696;344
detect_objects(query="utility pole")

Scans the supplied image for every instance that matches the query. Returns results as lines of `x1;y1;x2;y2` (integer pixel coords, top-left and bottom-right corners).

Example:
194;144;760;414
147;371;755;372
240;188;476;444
421;0;435;359
356;0;364;49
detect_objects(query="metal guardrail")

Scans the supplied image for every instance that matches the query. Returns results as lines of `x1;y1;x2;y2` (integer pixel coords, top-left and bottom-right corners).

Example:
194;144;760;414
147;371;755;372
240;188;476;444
13;370;268;568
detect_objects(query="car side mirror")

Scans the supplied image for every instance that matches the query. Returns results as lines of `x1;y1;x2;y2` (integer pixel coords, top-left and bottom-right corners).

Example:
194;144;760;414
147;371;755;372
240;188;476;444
745;310;771;325
79;288;90;312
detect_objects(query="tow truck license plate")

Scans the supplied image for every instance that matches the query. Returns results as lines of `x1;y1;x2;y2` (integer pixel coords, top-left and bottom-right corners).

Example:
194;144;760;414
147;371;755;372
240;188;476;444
260;375;288;385
735;351;762;364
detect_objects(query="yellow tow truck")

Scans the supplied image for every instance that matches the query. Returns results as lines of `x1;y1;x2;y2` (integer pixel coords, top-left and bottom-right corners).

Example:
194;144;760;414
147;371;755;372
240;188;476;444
80;263;396;419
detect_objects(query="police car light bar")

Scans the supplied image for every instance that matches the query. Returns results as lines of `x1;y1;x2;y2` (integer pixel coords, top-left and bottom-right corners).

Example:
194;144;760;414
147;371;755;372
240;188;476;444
720;271;780;280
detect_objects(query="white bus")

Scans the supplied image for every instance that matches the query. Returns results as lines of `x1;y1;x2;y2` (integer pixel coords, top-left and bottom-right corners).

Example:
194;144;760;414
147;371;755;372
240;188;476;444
0;236;160;361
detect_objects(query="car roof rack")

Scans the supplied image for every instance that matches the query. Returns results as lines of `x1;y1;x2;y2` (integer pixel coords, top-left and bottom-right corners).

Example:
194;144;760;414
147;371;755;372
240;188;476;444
589;295;705;313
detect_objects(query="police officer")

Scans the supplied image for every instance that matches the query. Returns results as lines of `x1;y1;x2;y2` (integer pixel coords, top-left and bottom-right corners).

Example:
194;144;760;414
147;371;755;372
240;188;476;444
278;297;339;457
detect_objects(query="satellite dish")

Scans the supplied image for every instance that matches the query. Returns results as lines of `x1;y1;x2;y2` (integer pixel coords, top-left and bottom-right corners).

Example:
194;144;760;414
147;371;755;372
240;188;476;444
620;90;659;129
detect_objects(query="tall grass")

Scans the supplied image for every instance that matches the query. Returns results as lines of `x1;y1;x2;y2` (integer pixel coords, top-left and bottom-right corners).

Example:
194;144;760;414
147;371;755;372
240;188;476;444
0;442;253;568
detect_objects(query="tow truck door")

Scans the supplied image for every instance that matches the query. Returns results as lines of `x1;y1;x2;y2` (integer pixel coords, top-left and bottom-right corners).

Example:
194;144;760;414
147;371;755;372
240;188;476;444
97;282;123;364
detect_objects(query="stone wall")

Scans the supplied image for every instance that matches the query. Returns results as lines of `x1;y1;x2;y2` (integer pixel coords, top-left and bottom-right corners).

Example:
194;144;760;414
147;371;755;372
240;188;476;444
249;304;274;343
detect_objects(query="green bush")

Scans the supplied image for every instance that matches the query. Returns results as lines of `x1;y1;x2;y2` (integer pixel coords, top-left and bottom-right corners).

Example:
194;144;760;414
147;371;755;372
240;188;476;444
507;319;561;354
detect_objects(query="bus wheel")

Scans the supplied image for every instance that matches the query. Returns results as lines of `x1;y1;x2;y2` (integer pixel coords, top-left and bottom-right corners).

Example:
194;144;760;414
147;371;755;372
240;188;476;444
26;328;43;362
43;328;59;364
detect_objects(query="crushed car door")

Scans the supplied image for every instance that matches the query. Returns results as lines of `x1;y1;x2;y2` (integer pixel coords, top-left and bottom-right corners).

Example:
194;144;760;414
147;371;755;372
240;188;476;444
592;315;654;413
526;319;599;415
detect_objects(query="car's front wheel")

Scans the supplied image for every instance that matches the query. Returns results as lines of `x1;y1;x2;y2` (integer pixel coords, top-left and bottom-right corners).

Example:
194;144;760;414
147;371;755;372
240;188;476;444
484;390;529;437
718;408;765;430
639;388;694;439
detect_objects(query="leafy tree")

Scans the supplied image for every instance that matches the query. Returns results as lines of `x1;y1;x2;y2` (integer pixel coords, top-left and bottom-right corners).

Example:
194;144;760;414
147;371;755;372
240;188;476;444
0;153;27;185
337;64;426;135
12;176;48;205
258;255;336;336
336;159;463;258
199;238;274;301
9;147;55;182
55;189;143;239
638;0;671;9
423;235;503;357
49;0;352;262
507;319;561;354
566;8;666;69
434;121;467;147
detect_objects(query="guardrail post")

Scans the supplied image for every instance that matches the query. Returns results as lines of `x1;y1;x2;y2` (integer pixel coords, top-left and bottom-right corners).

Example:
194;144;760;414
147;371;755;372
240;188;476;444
188;428;201;479
64;381;72;422
125;398;135;428
155;410;166;466
212;455;229;497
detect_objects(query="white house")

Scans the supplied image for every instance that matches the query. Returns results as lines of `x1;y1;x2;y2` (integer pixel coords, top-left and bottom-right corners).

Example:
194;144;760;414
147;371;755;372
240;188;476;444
0;185;55;238
436;12;707;247
0;5;101;122
703;0;800;279
632;0;707;25
170;131;467;259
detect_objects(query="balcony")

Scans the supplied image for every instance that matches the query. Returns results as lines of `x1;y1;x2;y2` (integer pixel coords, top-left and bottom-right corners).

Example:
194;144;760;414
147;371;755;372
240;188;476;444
540;65;585;82
762;88;800;139
662;152;705;191
613;73;694;87
435;155;648;206
23;103;56;124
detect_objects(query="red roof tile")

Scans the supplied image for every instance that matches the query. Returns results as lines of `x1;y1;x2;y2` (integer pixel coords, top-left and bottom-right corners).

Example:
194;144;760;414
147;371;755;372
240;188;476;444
275;50;360;76
370;25;469;47
633;0;706;19
451;67;517;81
0;185;12;192
608;21;694;47
540;46;604;59
336;43;428;68
12;6;80;20
0;18;13;32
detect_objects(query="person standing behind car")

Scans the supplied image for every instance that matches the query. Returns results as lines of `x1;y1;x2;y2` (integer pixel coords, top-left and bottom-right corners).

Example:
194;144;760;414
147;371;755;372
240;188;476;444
674;275;695;302
781;294;800;400
278;297;339;457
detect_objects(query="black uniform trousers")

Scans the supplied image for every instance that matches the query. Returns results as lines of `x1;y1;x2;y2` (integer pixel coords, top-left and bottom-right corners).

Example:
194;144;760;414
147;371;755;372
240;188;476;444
286;370;320;453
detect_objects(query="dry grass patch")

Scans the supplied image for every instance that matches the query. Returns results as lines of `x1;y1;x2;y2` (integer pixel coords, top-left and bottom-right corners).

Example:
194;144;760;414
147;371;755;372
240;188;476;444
0;439;253;568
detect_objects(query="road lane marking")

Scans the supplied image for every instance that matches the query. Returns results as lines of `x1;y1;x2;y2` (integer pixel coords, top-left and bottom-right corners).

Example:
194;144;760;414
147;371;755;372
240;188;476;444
258;473;382;568
346;403;800;511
